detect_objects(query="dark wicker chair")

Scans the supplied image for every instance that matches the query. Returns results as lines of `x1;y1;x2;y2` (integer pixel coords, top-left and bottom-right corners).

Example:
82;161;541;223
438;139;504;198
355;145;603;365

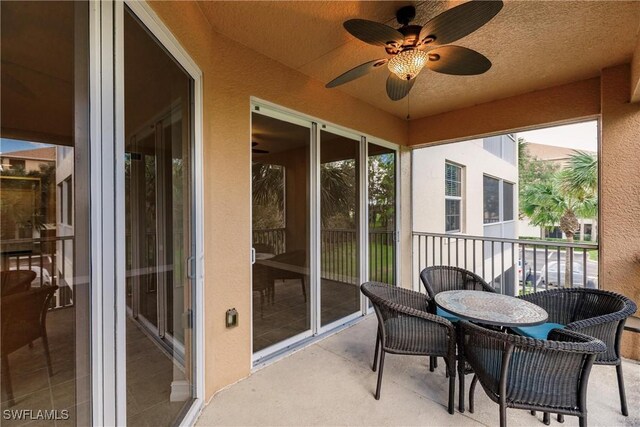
419;265;496;411
460;320;606;427
1;284;58;406
360;282;457;413
1;270;36;296
517;288;637;417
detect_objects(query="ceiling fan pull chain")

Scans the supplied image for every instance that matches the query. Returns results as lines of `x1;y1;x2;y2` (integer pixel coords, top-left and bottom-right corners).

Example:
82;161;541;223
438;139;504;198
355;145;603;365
406;92;411;121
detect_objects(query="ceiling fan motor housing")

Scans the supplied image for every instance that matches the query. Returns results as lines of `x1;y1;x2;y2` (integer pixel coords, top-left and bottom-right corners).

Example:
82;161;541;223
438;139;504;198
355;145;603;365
396;5;416;26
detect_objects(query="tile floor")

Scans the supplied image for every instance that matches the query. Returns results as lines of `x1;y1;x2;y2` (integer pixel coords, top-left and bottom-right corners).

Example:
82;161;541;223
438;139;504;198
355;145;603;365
252;278;360;352
1;307;190;426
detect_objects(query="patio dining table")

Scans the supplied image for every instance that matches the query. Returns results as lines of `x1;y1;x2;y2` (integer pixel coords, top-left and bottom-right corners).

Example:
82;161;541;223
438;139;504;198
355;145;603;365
435;290;549;413
434;290;548;327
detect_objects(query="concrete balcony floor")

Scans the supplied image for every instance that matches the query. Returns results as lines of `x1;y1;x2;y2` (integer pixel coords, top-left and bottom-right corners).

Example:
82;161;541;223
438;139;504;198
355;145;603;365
197;315;640;426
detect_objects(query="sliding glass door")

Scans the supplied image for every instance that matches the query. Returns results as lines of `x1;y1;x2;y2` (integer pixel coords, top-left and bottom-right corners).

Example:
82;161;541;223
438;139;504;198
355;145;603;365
123;6;196;425
251;109;312;354
368;143;397;285
1;2;92;424
320;129;361;326
251;105;399;359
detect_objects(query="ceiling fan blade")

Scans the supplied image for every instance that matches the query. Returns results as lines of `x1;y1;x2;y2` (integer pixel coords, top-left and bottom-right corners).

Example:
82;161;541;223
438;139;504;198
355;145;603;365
252;148;269;154
326;58;388;88
426;46;492;75
386;73;416;101
343;19;404;47
419;0;503;46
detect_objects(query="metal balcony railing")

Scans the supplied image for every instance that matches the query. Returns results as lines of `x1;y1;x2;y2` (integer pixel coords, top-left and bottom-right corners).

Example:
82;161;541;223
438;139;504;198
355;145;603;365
0;235;75;309
413;231;598;296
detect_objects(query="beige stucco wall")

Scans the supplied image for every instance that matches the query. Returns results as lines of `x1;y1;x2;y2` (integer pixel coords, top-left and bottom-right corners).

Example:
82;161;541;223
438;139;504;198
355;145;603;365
148;1;408;398
600;64;640;360
408;78;601;146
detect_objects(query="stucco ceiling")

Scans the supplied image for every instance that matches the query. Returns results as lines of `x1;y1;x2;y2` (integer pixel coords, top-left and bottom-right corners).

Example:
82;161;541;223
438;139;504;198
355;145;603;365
199;1;640;120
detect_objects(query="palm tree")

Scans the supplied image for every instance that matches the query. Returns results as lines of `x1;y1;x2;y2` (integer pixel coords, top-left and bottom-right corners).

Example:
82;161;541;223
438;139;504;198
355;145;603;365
520;150;597;287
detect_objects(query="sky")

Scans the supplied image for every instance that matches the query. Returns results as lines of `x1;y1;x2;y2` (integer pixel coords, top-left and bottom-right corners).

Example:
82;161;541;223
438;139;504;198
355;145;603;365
0;138;50;154
518;120;598;152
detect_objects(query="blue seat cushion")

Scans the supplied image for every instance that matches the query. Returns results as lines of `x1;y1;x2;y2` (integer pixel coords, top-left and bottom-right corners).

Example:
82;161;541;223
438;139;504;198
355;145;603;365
436;307;460;322
512;322;565;339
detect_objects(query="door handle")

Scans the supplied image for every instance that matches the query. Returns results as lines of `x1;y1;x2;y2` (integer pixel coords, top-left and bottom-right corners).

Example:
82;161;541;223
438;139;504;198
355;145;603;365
251;248;256;265
186;256;195;279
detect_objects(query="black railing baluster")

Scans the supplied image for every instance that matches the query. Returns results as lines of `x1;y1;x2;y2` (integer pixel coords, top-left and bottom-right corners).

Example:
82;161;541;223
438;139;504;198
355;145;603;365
472;239;476;274
533;247;537;293
583;248;587;288
491;242;495;290
500;241;504;294
481;240;485;280
511;242;515;296
557;246;561;288
521;244;526;295
431;235;435;267
544;246;549;290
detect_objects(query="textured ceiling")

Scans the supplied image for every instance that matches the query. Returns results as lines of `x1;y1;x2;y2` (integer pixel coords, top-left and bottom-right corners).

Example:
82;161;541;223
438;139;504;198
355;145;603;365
199;1;640;120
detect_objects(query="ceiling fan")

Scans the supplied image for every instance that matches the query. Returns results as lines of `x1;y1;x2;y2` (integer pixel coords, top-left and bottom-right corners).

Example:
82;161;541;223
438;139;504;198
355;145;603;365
252;142;269;154
325;1;503;101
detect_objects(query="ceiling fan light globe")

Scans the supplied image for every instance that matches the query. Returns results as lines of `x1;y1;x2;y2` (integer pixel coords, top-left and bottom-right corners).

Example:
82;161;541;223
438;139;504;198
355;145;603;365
388;49;429;81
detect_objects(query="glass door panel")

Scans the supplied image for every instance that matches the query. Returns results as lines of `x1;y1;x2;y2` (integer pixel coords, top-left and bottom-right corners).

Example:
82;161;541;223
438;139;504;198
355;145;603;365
320;130;360;326
124;7;194;425
368;143;397;285
0;1;91;424
251;112;311;353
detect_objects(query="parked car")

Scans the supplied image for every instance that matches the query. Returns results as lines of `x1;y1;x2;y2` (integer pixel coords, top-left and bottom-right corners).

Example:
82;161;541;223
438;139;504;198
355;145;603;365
536;261;597;289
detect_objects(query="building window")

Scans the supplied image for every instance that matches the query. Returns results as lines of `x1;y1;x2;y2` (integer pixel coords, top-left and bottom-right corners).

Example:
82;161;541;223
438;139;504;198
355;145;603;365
502;181;514;221
484;176;515;224
445;162;462;232
483;175;500;224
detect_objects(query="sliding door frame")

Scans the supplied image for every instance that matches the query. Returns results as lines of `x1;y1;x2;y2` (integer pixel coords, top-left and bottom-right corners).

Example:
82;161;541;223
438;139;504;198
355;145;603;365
249;98;401;361
91;1;205;425
249;104;315;362
363;137;401;314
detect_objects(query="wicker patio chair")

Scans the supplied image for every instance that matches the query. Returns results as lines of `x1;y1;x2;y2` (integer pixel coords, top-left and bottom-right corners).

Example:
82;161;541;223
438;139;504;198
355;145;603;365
515;288;637;417
460;320;606;427
360;282;457;413
0;270;36;296
419;265;496;411
1;284;58;406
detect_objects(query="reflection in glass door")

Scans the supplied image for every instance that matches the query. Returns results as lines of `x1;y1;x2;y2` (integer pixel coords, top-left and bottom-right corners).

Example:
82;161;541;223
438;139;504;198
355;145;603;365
368;143;397;285
124;7;194;425
251;111;312;354
1;1;91;424
320;130;361;326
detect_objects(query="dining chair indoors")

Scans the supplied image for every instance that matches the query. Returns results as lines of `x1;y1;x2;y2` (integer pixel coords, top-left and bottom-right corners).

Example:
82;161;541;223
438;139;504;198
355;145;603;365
1;284;58;406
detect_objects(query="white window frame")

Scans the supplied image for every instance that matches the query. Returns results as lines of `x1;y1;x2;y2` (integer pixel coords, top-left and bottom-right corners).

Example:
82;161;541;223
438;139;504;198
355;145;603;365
482;174;515;226
445;162;463;233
